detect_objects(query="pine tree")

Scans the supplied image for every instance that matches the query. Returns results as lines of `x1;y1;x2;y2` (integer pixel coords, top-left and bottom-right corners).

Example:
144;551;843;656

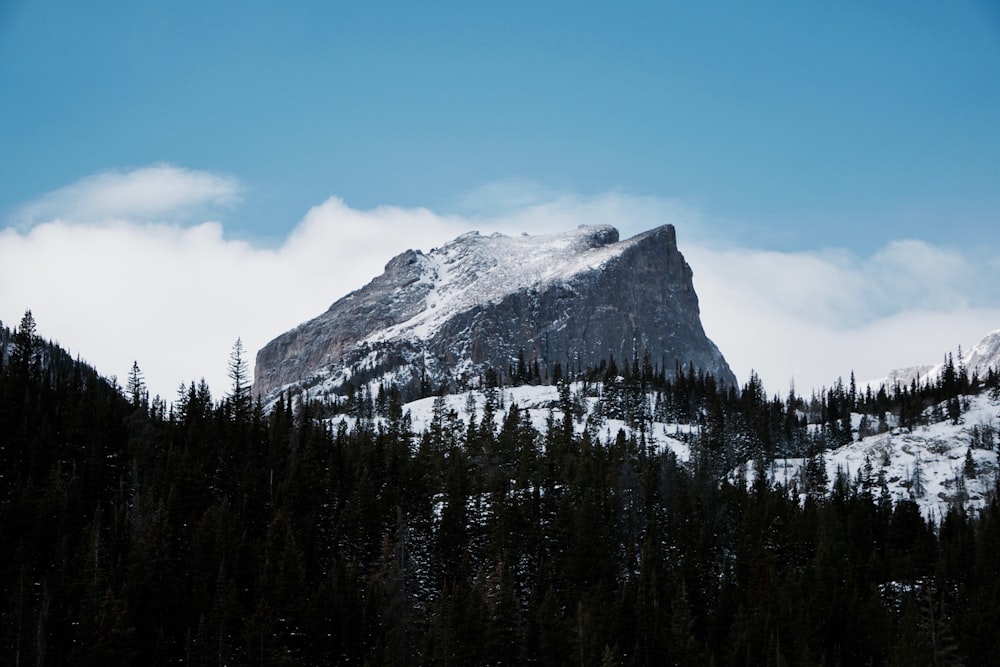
964;448;977;479
911;458;927;498
126;361;147;409
227;338;251;419
948;395;962;425
804;450;829;499
11;309;39;383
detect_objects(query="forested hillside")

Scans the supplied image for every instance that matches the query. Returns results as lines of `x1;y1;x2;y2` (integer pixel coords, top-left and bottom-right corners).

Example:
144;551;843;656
2;311;999;665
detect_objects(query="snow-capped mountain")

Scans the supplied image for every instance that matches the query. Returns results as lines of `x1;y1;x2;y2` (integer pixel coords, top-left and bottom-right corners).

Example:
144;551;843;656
964;328;1000;375
877;329;1000;389
254;224;735;402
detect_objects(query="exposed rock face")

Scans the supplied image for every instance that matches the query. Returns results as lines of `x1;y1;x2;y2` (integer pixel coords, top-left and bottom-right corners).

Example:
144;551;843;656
254;224;736;401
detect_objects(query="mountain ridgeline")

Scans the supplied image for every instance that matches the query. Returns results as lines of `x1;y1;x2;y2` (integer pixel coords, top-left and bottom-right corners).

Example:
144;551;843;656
254;224;735;403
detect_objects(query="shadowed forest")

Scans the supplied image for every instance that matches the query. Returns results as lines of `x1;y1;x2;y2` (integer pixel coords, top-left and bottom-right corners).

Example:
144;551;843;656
2;311;999;666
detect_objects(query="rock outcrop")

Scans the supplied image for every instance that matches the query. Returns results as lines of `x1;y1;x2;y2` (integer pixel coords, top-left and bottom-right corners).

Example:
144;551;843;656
254;224;736;402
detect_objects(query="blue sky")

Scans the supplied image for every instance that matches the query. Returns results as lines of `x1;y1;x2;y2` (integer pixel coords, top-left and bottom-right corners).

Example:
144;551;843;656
4;1;998;249
1;2;999;398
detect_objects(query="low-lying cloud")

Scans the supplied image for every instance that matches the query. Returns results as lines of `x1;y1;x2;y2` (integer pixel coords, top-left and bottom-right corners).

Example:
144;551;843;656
685;244;1000;393
2;166;998;402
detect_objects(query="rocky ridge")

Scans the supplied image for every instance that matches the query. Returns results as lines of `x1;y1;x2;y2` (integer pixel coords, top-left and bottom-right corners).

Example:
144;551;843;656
254;224;736;402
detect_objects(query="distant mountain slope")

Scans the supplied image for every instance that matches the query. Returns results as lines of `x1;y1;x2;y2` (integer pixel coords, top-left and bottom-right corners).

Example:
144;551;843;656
254;224;735;402
876;329;1000;389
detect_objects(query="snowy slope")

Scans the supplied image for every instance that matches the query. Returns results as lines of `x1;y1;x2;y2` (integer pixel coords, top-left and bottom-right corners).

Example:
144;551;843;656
334;382;694;463
965;329;1000;376
875;329;1000;389
828;395;998;517
329;382;999;522
758;394;1000;520
377;226;628;342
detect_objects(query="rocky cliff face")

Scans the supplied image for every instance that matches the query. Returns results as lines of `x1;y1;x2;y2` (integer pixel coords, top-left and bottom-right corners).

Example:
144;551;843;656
254;224;736;402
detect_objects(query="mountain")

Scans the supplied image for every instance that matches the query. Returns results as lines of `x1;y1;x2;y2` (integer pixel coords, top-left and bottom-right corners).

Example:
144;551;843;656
877;328;1000;389
254;224;735;402
964;328;1000;375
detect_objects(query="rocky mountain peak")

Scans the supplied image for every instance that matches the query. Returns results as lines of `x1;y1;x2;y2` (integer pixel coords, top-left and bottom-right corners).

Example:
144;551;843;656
254;224;735;402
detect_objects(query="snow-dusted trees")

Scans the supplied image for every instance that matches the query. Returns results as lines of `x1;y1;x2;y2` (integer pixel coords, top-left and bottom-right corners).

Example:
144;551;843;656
910;457;927;498
804;449;830;499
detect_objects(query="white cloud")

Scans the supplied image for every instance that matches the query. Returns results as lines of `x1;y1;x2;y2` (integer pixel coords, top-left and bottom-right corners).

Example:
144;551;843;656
686;243;1000;394
2;168;998;403
10;164;241;226
0;182;475;401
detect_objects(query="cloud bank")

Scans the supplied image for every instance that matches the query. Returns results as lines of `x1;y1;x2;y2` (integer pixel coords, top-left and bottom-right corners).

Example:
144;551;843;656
2;165;998;402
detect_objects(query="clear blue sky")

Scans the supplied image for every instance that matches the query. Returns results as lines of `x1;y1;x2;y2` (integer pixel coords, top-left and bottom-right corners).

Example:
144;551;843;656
2;1;998;252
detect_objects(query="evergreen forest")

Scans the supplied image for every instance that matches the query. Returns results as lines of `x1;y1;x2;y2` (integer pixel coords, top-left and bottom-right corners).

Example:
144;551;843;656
2;311;1000;666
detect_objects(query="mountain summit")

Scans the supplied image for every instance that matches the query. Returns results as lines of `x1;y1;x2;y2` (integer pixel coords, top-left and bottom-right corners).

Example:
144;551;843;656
254;224;735;401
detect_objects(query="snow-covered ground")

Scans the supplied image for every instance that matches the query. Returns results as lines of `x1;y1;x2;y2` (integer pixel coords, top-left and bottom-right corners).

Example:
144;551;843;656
754;394;999;520
327;383;999;522
334;382;694;463
403;383;695;463
826;394;998;518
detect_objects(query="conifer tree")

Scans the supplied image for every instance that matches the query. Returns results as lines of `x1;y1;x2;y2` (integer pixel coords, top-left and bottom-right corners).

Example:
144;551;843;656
11;309;39;383
126;361;147;409
964;448;977;479
911;458;927;498
804;450;829;499
227;338;251;419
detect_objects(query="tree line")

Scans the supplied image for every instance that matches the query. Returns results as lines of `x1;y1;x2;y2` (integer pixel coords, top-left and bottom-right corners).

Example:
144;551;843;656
1;312;999;665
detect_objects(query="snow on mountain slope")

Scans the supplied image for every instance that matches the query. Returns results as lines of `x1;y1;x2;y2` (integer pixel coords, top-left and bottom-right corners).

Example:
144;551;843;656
417;389;999;521
875;329;1000;389
829;394;998;518
329;379;998;521
965;329;1000;375
760;394;999;519
335;382;695;463
379;226;626;341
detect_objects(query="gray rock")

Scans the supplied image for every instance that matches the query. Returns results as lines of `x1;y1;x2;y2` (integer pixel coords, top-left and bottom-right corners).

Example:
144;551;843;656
254;224;736;402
